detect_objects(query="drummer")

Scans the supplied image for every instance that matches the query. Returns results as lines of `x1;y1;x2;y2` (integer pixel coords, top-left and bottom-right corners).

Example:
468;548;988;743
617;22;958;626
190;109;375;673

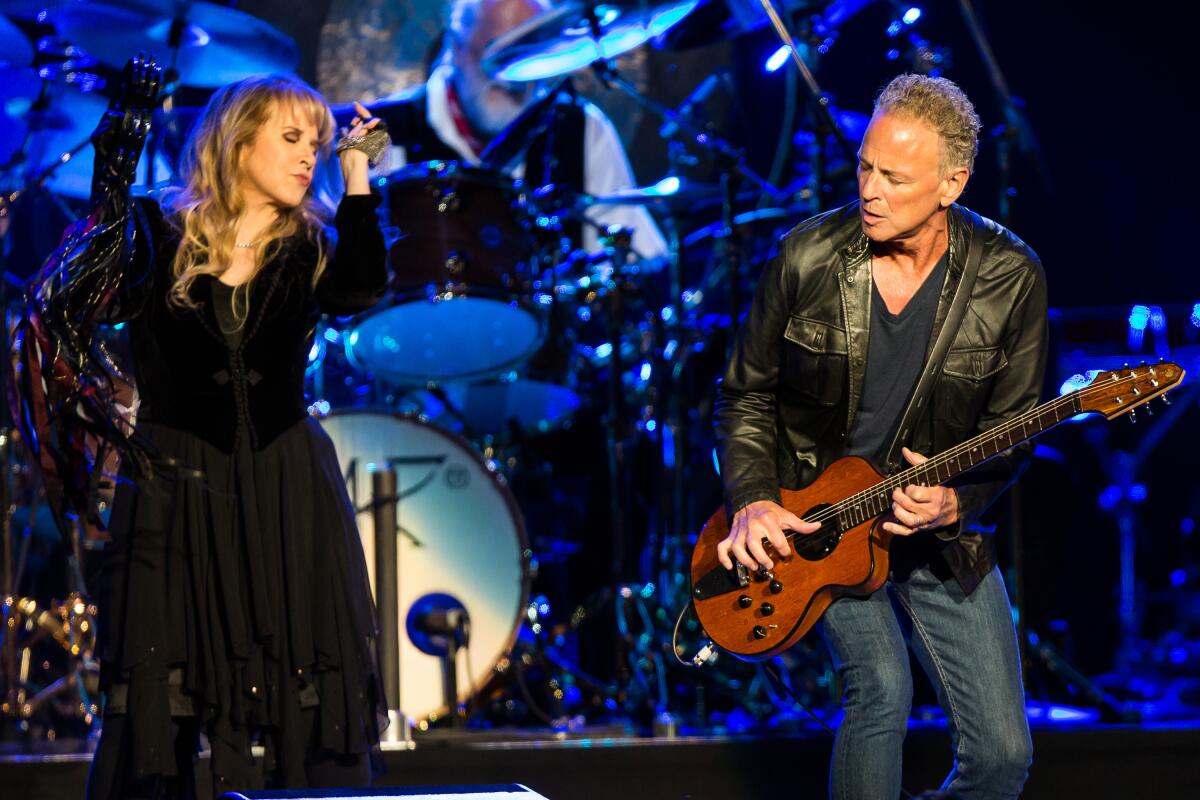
363;0;669;262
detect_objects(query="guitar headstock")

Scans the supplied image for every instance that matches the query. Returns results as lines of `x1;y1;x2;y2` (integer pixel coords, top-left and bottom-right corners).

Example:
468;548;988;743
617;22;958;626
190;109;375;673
1075;362;1185;419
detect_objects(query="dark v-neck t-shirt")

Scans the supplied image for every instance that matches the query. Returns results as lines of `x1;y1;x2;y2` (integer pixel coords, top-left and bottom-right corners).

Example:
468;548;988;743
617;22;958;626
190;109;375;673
210;279;244;349
844;251;948;465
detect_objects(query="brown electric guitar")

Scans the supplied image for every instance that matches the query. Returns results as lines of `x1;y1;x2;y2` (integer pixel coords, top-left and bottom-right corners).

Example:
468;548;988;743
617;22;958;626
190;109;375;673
690;362;1186;661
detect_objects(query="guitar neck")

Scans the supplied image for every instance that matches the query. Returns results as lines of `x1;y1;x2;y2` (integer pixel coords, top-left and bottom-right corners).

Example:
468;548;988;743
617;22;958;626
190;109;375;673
831;391;1081;529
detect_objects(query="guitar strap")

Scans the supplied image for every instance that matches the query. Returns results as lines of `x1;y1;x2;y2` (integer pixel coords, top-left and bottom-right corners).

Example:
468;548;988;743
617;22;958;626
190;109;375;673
883;210;985;474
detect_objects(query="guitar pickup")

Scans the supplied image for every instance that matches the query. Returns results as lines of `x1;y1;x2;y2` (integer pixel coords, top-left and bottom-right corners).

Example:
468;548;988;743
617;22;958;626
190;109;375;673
692;562;750;601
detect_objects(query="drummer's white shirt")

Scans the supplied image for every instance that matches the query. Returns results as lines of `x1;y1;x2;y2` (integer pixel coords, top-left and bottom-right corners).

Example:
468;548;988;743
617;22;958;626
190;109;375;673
383;64;669;261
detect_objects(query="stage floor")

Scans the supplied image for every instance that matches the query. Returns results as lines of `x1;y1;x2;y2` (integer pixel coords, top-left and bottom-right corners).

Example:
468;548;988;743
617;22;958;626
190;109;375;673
5;721;1200;799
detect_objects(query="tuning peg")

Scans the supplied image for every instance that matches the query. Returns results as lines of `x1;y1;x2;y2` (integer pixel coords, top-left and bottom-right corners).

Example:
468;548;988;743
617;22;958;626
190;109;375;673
1145;404;1154;416
1163;395;1172;406
1129;409;1137;423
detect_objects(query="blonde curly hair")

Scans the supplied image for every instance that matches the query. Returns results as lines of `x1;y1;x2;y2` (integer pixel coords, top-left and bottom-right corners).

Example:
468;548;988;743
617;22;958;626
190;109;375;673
164;74;336;325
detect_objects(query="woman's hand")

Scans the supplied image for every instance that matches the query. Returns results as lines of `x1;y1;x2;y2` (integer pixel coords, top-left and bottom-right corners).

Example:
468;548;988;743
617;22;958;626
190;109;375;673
338;101;382;196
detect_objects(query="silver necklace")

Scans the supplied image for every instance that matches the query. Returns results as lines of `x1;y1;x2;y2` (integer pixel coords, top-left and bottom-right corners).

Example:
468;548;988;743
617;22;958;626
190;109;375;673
235;240;259;249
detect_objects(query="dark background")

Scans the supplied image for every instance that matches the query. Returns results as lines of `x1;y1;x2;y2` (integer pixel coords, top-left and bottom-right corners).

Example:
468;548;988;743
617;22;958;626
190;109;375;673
244;0;1199;309
231;0;1200;678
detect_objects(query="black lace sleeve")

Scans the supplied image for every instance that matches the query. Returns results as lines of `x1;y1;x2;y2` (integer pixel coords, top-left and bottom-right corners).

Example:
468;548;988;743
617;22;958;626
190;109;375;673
6;55;164;537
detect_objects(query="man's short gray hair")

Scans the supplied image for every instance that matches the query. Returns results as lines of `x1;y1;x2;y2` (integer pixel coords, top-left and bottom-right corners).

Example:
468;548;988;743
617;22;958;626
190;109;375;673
875;74;981;174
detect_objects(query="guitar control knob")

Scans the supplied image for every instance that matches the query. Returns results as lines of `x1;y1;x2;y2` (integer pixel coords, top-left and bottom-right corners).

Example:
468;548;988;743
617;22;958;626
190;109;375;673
760;602;775;616
769;580;783;594
738;595;753;609
753;625;768;640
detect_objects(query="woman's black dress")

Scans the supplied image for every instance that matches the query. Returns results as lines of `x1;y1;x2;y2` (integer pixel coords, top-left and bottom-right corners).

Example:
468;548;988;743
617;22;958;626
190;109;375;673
87;194;390;797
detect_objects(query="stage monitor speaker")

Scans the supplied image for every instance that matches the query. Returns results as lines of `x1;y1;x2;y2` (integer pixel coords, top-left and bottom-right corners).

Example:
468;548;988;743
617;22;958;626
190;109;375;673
222;784;550;799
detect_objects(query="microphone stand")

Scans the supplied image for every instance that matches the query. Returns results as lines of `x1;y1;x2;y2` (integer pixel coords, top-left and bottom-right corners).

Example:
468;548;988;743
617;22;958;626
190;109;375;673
755;0;856;162
956;0;1052;217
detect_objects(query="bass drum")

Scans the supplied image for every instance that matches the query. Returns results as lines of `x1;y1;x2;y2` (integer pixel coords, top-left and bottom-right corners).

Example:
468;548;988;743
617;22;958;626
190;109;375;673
317;410;530;721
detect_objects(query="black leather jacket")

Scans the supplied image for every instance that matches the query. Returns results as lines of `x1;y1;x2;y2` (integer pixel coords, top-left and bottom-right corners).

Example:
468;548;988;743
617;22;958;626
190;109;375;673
715;201;1048;594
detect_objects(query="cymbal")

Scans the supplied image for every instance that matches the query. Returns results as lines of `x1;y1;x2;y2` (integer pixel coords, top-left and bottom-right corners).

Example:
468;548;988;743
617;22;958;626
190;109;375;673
482;0;701;82
2;83;173;199
682;206;797;249
0;11;33;67
590;176;722;208
22;0;298;87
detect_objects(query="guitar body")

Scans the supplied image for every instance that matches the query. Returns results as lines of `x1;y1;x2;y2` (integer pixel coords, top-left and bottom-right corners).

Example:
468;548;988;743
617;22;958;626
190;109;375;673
690;456;894;661
691;361;1185;662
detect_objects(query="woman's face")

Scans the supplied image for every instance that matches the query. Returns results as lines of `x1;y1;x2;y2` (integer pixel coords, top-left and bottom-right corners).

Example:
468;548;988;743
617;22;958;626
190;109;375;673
237;101;320;210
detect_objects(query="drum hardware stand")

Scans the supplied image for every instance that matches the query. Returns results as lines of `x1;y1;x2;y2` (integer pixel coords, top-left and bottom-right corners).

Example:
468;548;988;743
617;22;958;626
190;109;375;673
1;209;19;723
597;226;637;590
368;464;414;746
755;0;856;162
956;0;1051;212
142;5;192;188
1079;381;1197;711
412;607;471;729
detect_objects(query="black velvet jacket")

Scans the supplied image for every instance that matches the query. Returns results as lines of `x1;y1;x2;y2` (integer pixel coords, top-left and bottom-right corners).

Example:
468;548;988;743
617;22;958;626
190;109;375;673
117;194;387;453
715;202;1049;594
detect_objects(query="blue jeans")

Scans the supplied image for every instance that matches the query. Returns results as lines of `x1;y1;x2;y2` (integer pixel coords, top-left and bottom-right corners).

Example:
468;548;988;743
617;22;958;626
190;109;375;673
820;564;1032;800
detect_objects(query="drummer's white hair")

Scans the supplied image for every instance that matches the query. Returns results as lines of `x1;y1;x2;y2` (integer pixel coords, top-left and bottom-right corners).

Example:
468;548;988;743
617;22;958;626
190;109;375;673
875;74;981;175
447;0;552;45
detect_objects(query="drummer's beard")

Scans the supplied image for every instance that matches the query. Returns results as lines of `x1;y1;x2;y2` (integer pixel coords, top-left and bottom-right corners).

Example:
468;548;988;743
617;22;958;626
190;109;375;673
461;82;531;140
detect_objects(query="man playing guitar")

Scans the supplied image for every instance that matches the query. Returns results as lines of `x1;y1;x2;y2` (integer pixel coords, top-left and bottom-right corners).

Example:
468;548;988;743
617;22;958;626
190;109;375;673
714;74;1047;799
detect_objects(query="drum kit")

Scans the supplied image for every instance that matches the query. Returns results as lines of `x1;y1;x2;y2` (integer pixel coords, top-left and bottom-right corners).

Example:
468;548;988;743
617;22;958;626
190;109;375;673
1;0;929;739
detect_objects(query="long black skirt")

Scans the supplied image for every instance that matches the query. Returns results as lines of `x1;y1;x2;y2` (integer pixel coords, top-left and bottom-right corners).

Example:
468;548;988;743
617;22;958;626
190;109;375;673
88;416;387;797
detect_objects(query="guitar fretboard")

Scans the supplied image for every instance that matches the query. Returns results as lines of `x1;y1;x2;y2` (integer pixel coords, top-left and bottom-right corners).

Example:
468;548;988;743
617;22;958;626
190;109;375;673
831;391;1084;530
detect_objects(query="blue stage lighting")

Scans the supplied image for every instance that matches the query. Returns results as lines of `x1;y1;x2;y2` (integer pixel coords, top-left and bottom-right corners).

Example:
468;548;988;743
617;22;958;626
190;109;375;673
596;5;620;26
1098;485;1121;511
1149;305;1166;332
1170;569;1188;588
903;7;923;25
887;20;903;37
765;45;790;73
649;175;680;196
1191;302;1200;328
1059;371;1100;422
1047;705;1097;723
1128;304;1150;331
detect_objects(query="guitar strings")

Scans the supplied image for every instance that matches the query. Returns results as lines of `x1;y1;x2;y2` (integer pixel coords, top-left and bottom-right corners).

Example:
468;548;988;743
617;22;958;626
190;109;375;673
781;370;1158;536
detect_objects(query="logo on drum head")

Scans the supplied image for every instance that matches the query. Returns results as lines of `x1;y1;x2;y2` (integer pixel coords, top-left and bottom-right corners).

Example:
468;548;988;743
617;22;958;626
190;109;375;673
445;464;471;490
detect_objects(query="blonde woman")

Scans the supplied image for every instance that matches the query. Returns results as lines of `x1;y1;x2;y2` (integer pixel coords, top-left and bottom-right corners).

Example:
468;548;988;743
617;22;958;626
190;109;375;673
73;69;391;798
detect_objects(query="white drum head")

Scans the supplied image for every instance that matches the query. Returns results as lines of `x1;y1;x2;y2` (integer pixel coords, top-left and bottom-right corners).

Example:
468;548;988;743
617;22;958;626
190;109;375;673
318;411;528;721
